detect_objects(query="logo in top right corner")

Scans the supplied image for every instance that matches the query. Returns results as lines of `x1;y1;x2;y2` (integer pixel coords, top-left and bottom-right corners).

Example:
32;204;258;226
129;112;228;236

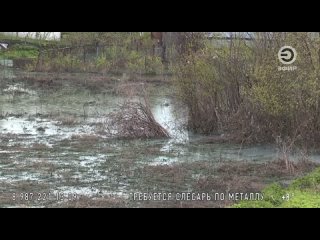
278;46;297;71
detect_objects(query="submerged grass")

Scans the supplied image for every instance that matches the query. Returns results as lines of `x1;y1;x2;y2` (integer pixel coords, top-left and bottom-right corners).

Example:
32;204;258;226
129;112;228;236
1;136;319;208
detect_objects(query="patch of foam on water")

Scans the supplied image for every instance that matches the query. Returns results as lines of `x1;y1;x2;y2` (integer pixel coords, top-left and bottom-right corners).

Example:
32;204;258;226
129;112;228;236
75;155;109;183
0;117;58;135
0;172;43;182
3;84;36;95
79;154;106;161
149;156;179;166
18;172;42;181
0;117;97;146
79;154;107;167
0;150;21;154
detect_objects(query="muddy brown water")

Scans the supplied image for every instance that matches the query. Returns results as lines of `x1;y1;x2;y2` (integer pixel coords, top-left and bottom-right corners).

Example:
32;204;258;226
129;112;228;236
1;75;319;207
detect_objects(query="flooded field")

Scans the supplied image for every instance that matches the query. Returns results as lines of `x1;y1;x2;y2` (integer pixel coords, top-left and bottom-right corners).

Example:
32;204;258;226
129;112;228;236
1;73;319;207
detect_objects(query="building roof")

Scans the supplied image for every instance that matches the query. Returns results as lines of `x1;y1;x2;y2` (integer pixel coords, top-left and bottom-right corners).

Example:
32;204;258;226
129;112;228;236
207;32;254;40
0;43;8;49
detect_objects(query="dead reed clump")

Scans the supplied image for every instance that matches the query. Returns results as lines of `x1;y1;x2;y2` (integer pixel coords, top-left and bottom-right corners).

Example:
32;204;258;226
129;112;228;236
106;101;170;139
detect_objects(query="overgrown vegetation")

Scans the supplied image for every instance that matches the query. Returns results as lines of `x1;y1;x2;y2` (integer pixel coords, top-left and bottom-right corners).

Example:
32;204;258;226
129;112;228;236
34;32;165;75
174;32;320;145
0;45;39;59
1;32;165;75
234;167;320;208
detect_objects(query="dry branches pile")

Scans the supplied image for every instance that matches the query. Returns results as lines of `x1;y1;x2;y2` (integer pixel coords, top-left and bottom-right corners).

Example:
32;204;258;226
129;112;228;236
105;101;170;139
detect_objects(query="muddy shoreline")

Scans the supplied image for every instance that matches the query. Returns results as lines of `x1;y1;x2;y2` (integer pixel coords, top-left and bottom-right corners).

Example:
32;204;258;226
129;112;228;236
1;159;316;208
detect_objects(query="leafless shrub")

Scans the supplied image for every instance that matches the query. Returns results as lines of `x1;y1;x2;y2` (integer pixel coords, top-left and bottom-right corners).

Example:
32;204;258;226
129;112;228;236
105;101;170;139
276;137;295;174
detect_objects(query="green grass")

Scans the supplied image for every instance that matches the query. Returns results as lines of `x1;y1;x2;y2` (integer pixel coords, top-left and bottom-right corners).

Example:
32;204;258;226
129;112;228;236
233;168;320;208
0;44;39;60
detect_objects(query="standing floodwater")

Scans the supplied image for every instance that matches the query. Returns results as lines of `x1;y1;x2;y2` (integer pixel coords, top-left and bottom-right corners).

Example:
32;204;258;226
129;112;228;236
0;75;319;207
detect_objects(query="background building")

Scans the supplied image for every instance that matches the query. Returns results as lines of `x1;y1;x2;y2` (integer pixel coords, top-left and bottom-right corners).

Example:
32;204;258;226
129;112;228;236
1;32;61;41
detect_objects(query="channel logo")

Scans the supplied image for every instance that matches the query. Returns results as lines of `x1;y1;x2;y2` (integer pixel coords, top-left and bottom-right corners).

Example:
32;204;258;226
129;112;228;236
278;46;297;71
278;46;297;65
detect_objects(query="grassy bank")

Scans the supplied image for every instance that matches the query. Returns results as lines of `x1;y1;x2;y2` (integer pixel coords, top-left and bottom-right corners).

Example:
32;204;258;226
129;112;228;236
234;167;320;208
0;45;39;60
